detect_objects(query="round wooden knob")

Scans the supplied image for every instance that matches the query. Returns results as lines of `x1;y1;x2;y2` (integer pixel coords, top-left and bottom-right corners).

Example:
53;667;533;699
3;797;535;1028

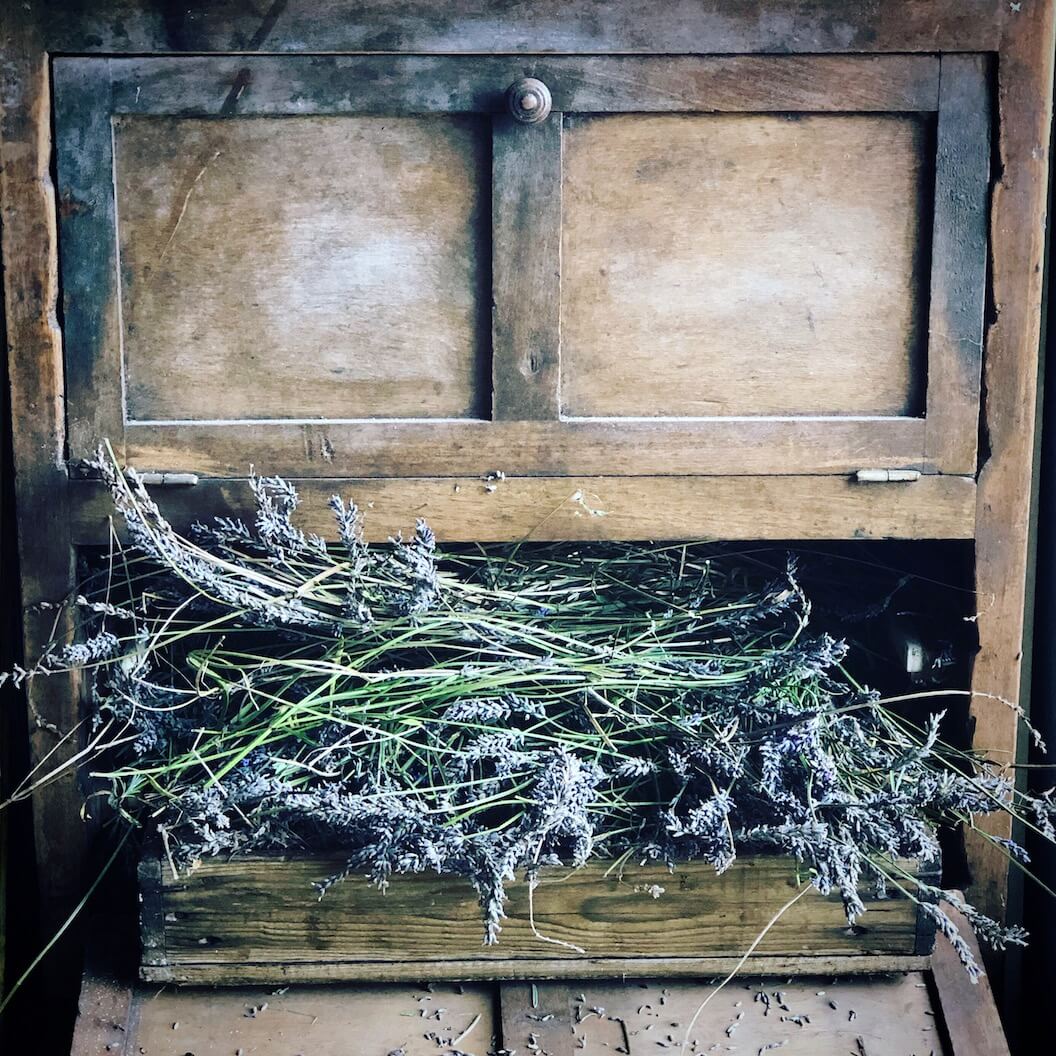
506;78;552;124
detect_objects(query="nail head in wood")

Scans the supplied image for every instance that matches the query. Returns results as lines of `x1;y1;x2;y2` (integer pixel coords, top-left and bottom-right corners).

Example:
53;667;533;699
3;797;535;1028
506;78;552;124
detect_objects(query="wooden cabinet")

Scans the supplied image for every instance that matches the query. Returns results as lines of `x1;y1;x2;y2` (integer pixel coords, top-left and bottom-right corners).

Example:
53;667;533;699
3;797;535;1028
55;53;987;481
4;8;1053;1041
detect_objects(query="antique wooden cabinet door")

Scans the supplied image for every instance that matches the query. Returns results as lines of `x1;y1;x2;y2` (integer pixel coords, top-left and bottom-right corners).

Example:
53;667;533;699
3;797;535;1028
56;54;987;485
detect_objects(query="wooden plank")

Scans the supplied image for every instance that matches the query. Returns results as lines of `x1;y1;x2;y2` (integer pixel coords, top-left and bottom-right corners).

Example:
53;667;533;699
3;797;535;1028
492;114;561;420
121;981;497;1056
69;473;978;545
924;55;991;474
109;112;490;426
52;59;124;464
102;54;942;115
144;954;932;986
561;112;930;420
35;1;1009;55
137;853;166;970
0;0;85;975
144;954;931;986
117;418;935;478
968;3;1056;940
144;856;923;984
501;976;946;1056
930;897;1011;1056
68;967;135;1056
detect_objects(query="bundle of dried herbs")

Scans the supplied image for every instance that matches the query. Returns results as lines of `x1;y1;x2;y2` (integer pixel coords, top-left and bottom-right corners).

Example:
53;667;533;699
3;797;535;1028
6;454;1055;978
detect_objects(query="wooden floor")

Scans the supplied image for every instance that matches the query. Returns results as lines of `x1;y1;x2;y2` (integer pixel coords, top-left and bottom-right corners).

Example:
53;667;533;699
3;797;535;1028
69;956;1006;1056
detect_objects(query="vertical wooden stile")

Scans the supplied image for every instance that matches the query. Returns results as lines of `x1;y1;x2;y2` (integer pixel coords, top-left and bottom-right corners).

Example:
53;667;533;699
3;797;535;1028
52;59;125;462
491;114;562;420
923;54;991;473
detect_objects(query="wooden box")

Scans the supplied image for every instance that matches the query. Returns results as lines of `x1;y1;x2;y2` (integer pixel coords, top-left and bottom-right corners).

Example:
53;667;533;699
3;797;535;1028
138;855;935;984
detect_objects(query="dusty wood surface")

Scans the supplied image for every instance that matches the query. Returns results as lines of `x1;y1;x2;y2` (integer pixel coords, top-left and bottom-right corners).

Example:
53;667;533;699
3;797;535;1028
561;112;929;420
115;417;941;479
111;115;490;423
501;975;946;1056
141;856;926;984
0;0;85;944
73;980;498;1056
66;964;135;1056
72;970;987;1056
923;55;991;475
492;114;561;420
929;898;1011;1056
102;54;942;116
26;1;1013;55
968;1;1056;935
69;474;978;545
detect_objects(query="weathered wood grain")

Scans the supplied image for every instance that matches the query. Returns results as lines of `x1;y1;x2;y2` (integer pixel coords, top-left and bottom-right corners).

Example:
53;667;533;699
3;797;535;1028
142;856;925;983
143;954;932;986
116;418;937;479
72;961;1005;1055
492;114;562;420
32;1;1010;55
968;0;1056;947
0;8;86;1047
501;975;945;1056
52;60;124;467
67;965;135;1056
0;0;82;915
73;978;498;1056
923;55;991;475
561;113;930;419
69;473;978;545
111;113;490;424
103;55;941;116
930;895;1011;1056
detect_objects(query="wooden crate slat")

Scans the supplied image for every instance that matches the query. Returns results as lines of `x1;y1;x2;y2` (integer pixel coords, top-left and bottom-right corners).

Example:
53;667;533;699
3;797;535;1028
142;855;931;984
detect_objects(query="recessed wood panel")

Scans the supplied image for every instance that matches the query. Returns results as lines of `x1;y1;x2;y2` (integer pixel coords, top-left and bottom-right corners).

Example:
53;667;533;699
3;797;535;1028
113;115;490;422
561;113;931;418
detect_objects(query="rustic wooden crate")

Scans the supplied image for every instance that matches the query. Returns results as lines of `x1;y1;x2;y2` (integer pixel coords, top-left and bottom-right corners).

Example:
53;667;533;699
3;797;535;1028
139;855;935;984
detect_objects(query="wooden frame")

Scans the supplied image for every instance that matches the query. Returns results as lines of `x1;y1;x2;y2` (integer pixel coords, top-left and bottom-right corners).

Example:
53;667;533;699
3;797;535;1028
53;52;987;479
2;0;1053;1023
68;474;979;544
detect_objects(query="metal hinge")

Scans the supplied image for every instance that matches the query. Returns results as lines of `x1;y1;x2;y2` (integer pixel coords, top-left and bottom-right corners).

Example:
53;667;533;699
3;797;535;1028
855;468;922;483
69;461;199;486
134;471;199;486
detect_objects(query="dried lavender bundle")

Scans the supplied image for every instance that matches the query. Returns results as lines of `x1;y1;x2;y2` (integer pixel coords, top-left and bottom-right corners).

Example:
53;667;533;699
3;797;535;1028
6;451;1055;977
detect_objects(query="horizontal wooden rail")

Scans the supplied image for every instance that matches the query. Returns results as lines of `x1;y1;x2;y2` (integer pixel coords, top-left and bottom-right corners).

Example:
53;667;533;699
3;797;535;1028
69;473;977;544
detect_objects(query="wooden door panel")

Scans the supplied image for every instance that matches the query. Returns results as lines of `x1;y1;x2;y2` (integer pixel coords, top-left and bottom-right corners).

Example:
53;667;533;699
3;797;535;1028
114;114;491;423
53;53;986;478
561;112;931;419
